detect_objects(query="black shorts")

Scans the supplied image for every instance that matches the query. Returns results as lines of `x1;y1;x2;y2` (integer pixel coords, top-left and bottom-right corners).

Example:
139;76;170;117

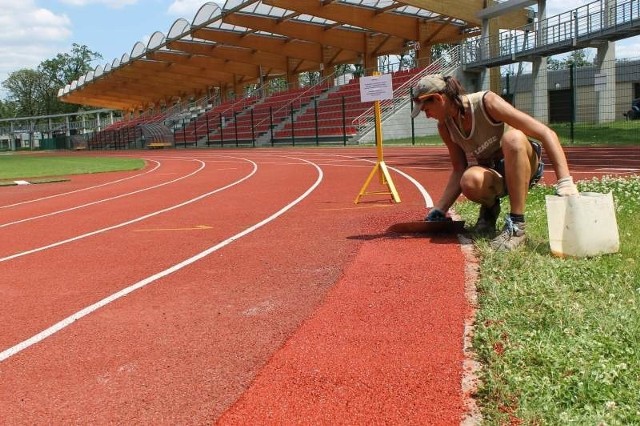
492;140;544;191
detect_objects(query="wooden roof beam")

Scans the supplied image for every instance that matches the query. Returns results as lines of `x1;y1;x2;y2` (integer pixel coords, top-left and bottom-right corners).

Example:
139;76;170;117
261;0;425;40
395;0;531;29
223;12;371;54
167;40;289;72
192;27;325;63
145;50;261;79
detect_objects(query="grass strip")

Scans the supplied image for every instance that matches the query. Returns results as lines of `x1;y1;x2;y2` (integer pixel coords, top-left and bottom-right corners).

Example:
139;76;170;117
376;120;640;147
455;175;640;424
0;155;144;180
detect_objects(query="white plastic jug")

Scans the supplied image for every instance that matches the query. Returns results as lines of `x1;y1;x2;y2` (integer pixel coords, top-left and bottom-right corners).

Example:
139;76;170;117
545;192;620;258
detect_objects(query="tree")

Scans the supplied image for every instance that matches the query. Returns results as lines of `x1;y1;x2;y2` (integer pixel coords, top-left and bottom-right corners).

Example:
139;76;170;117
1;69;46;117
565;49;592;67
0;98;17;119
431;43;456;61
38;44;103;115
1;44;102;117
299;71;322;87
547;48;593;70
40;44;102;87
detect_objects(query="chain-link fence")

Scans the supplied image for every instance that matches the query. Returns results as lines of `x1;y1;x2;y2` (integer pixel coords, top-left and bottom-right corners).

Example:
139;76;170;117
500;57;640;144
3;55;638;150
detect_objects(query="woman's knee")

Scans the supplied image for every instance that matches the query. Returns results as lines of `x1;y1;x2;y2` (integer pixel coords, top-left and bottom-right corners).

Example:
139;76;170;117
460;168;483;194
460;167;503;202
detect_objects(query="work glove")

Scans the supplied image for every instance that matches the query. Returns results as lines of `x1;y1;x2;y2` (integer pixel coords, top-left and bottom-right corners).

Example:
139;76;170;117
425;208;451;222
555;176;579;196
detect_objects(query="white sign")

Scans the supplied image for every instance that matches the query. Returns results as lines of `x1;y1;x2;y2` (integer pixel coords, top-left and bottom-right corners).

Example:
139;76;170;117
359;74;393;102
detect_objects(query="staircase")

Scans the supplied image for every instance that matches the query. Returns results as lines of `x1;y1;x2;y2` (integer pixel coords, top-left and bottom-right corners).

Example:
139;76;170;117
351;45;462;142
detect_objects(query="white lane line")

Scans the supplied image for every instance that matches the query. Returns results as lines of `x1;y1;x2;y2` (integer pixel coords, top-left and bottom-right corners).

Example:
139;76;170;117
594;168;640;172
0;156;322;363
331;154;434;208
0;159;162;209
0;159;205;229
386;164;434;208
0;157;254;263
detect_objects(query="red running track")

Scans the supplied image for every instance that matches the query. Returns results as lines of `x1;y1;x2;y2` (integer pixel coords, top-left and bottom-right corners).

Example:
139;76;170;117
0;146;637;424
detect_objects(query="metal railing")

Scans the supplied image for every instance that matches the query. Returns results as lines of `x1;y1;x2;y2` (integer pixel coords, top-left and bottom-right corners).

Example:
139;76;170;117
352;45;462;136
462;0;640;67
176;70;345;147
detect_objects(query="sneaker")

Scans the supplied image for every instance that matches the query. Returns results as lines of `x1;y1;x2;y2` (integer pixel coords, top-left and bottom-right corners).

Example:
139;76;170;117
471;199;500;235
490;216;526;251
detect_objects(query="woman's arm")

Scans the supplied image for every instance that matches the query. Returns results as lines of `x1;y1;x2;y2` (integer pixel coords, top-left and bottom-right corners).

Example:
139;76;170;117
482;91;572;180
432;121;467;212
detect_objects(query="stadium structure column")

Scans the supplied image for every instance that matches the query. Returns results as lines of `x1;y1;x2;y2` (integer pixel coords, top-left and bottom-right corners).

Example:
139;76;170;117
532;0;549;123
595;41;616;123
363;33;378;75
233;75;244;99
287;57;300;89
414;42;431;69
479;7;500;92
595;0;617;123
414;21;431;69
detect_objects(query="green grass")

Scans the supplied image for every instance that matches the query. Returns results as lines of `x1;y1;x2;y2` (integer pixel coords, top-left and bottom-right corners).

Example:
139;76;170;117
376;134;444;146
454;176;640;424
377;120;640;147
0;155;145;181
551;121;640;146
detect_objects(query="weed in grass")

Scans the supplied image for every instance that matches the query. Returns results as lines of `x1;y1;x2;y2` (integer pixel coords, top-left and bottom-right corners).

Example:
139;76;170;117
455;175;640;424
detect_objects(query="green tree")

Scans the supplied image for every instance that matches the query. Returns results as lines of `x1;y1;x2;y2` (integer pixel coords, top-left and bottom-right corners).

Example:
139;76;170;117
299;71;322;87
38;43;103;114
334;63;356;81
40;44;102;87
565;49;592;66
1;69;46;117
1;44;102;117
0;98;17;119
431;43;456;60
547;49;593;70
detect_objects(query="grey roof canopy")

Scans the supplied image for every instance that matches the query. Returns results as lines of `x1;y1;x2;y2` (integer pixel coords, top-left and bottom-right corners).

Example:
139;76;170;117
58;0;530;111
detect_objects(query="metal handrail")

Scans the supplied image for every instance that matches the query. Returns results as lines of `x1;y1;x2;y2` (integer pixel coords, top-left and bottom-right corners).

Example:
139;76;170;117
352;44;462;133
247;71;340;141
462;0;640;66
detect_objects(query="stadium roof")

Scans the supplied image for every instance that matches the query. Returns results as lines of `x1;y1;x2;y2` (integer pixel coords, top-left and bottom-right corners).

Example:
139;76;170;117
58;0;531;111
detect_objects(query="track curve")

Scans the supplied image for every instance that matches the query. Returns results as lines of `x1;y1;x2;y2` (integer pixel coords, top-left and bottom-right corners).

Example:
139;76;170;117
0;146;636;424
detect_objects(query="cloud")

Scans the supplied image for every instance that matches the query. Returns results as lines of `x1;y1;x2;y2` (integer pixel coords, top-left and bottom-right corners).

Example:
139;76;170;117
615;36;640;59
0;1;71;94
546;0;590;16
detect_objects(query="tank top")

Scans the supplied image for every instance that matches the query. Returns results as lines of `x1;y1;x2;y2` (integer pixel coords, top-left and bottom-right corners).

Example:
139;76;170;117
443;91;509;166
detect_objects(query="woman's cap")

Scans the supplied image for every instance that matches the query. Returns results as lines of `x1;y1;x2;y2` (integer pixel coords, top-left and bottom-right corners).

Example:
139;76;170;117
411;74;446;118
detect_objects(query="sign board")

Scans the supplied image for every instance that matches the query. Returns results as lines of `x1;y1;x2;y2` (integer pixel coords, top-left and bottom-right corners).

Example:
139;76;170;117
359;74;393;102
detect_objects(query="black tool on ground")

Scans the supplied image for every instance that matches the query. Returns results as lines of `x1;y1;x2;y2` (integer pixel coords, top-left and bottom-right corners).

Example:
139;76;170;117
387;220;466;234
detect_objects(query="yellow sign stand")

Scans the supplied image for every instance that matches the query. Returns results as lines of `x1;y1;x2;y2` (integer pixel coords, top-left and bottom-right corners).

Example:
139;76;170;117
354;77;401;204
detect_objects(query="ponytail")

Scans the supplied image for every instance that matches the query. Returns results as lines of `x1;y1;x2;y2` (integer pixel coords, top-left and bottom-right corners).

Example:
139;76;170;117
442;76;466;117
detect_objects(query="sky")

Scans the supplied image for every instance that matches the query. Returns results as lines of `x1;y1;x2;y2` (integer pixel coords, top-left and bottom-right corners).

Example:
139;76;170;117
0;0;638;99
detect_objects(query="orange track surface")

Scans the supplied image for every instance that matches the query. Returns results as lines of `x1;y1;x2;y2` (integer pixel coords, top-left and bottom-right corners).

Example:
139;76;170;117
0;147;637;424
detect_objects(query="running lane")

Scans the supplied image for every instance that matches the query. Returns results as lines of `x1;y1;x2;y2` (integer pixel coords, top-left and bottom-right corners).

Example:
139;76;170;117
1;151;395;423
1;146;635;423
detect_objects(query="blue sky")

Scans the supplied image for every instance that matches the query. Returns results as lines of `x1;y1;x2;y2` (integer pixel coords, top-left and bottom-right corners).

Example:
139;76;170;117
0;0;638;99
